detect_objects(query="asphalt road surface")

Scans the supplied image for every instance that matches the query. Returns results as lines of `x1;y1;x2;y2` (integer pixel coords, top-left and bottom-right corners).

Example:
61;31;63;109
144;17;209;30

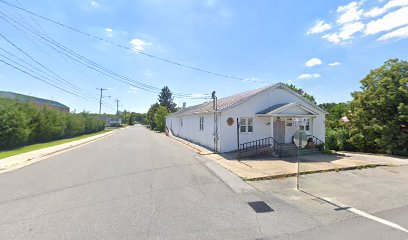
0;125;407;239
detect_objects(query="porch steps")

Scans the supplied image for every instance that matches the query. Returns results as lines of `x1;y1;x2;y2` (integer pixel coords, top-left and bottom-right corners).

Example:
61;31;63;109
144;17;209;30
279;143;320;157
280;143;298;157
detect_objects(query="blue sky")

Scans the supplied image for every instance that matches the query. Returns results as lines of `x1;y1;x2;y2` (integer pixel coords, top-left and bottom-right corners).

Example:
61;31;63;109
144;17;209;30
0;0;407;113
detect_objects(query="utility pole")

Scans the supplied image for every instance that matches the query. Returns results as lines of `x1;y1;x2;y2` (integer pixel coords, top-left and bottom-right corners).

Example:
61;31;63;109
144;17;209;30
212;91;218;152
96;88;107;114
115;99;120;116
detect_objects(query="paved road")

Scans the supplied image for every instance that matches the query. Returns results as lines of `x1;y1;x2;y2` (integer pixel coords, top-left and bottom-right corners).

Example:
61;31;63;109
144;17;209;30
0;125;407;239
0;126;319;239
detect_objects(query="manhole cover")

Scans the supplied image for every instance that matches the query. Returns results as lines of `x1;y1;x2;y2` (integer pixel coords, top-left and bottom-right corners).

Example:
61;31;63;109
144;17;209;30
248;201;274;213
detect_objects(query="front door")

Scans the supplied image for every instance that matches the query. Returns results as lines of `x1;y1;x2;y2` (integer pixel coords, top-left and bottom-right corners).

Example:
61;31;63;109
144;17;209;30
273;119;285;143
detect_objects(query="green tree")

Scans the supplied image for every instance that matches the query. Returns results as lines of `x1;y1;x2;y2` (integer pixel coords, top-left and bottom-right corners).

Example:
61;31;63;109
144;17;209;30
348;59;408;156
146;102;160;129
319;102;349;129
0;97;105;150
285;84;317;104
154;106;169;132
158;86;177;112
0;104;31;149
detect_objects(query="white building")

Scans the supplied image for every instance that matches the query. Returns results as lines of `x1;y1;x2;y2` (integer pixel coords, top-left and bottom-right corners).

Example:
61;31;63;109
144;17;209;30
166;83;327;153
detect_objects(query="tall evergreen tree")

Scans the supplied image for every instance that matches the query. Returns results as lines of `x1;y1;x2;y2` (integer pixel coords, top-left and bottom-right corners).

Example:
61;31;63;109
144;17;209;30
158;86;177;112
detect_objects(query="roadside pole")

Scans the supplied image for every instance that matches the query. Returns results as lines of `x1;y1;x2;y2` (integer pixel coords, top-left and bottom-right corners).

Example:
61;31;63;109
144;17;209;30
237;118;240;160
297;123;300;190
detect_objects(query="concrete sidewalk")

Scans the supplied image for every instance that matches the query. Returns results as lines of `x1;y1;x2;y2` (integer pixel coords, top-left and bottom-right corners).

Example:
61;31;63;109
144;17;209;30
0;130;118;174
235;152;408;180
168;134;408;180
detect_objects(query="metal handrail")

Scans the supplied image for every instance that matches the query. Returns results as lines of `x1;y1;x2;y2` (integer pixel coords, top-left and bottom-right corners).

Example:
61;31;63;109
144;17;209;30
310;135;325;150
239;137;282;157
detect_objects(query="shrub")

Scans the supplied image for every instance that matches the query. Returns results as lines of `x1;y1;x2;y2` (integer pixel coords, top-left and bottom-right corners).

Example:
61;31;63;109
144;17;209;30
0;98;105;150
0;105;31;148
154;106;169;132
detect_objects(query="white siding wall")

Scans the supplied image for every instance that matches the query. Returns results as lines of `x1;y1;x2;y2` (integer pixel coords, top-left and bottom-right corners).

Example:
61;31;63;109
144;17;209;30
167;87;326;153
219;88;326;152
166;113;219;151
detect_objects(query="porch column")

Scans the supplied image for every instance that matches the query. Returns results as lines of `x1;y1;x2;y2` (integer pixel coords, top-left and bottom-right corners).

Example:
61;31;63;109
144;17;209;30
270;116;274;138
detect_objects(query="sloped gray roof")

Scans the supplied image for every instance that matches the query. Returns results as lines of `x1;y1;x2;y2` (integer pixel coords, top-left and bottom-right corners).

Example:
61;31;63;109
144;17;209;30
169;82;328;117
256;103;289;114
170;84;277;116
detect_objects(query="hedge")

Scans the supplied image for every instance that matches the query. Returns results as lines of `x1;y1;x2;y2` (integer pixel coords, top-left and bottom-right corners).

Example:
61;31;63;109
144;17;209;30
0;98;105;150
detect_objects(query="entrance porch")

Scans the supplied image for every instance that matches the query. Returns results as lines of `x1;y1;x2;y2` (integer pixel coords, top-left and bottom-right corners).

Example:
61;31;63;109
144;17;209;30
239;102;324;158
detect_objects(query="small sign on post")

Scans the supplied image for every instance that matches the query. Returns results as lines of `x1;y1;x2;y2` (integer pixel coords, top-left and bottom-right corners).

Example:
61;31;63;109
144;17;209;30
291;118;307;190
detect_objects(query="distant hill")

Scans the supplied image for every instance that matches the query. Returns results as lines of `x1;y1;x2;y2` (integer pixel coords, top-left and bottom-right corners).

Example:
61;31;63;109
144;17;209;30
0;91;70;112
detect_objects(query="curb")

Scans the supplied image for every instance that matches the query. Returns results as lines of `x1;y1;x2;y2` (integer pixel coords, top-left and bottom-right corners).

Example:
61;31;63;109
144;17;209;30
244;164;388;181
0;130;118;175
165;133;394;182
167;134;215;155
26;130;118;161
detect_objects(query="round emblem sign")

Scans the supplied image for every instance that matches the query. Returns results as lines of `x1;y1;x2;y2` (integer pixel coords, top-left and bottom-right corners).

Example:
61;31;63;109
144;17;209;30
226;117;234;126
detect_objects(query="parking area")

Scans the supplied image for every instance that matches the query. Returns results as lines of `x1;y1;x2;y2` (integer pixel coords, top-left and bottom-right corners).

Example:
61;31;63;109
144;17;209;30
249;165;408;226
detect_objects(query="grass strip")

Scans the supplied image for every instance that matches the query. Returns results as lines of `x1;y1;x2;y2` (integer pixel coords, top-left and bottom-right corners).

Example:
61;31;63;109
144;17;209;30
0;130;111;160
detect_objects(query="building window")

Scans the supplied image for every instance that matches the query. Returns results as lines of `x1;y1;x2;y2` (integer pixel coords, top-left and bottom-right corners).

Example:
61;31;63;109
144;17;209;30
240;118;253;133
199;116;204;131
299;119;310;131
248;118;253;132
240;118;246;133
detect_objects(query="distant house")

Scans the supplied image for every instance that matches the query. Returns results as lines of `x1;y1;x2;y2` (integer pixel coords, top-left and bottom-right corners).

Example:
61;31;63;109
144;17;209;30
166;83;327;153
99;116;122;127
0;91;69;112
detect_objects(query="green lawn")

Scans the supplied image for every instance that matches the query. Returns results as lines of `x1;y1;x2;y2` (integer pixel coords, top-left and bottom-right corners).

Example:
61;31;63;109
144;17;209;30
0;130;111;160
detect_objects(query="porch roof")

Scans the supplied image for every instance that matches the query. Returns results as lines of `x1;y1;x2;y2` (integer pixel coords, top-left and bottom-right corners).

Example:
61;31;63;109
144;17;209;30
256;102;318;117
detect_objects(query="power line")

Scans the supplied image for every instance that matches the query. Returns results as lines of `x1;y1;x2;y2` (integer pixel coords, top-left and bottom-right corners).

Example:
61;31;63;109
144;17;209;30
0;46;96;101
0;56;92;99
0;31;96;100
0;0;254;82
0;3;98;98
0;11;210;99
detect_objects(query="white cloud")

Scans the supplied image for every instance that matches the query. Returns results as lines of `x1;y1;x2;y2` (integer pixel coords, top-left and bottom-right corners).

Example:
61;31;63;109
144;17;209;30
105;28;113;37
90;1;100;8
338;21;365;40
365;6;408;35
206;0;217;7
129;38;152;51
305;58;323;67
322;32;341;44
128;87;139;94
364;0;408;17
242;78;271;84
190;93;208;98
307;20;332;35
377;25;408;40
322;22;364;44
328;62;341;66
297;73;320;79
336;1;364;25
337;1;358;13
